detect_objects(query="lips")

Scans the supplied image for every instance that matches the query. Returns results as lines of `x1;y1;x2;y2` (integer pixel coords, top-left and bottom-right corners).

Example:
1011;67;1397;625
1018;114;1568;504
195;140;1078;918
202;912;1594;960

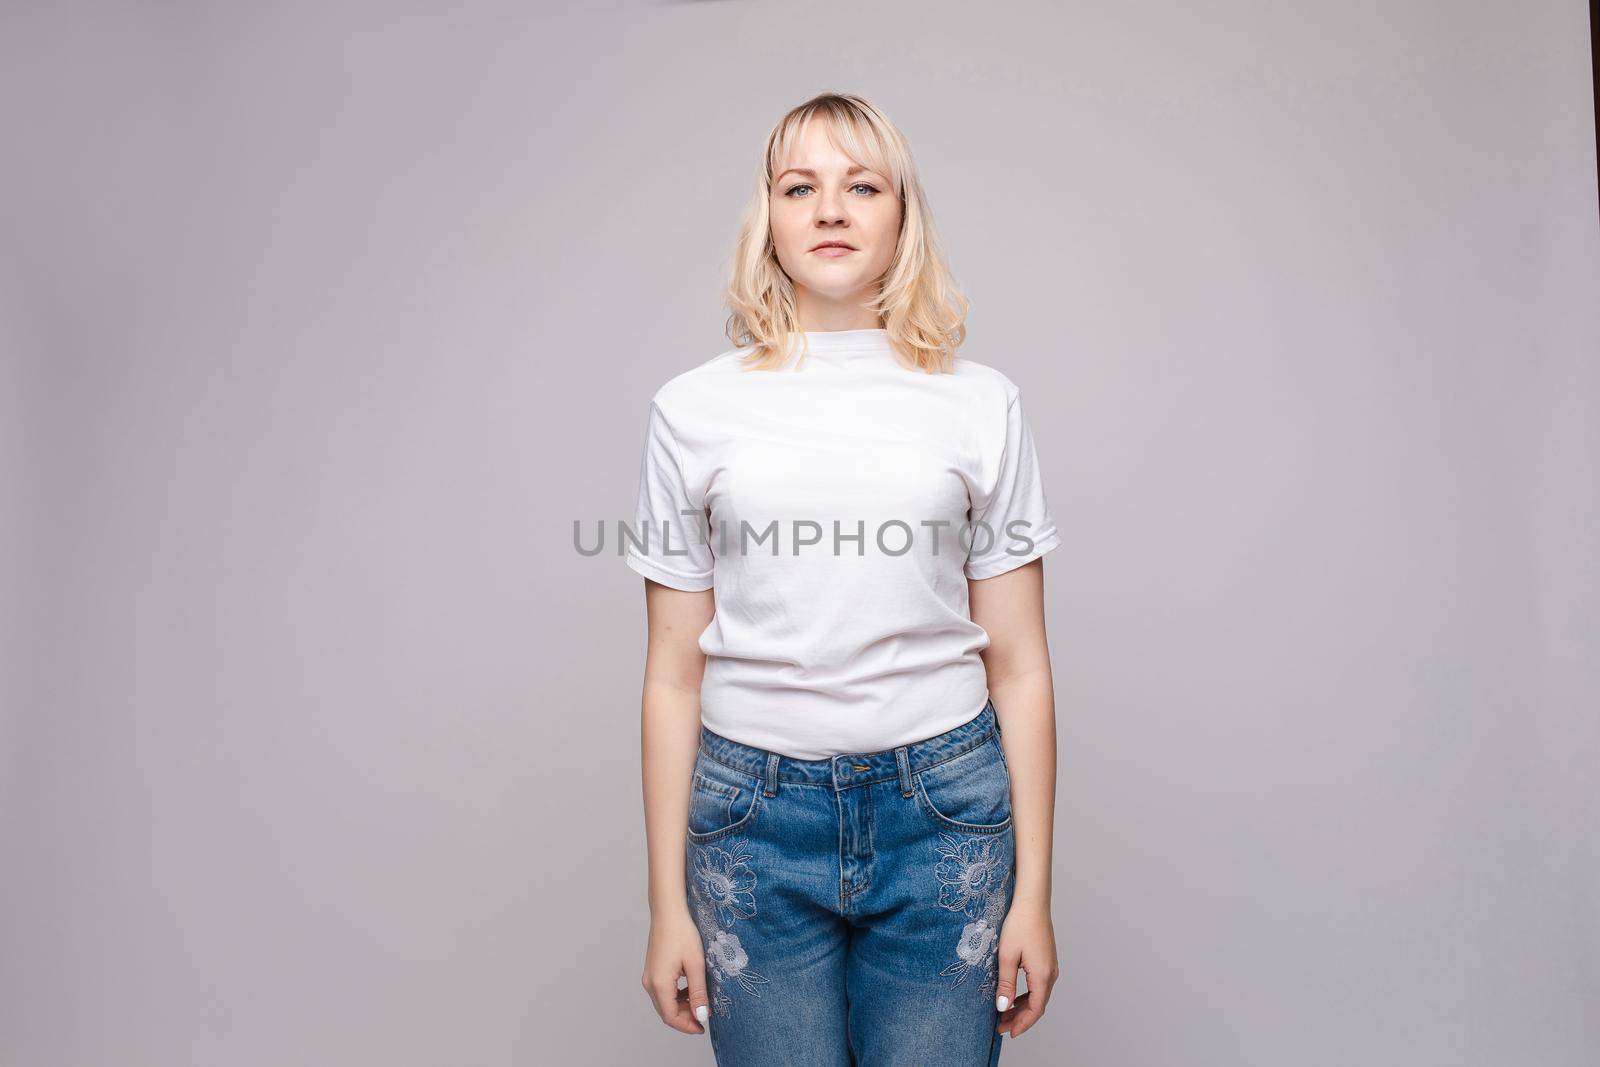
810;242;857;256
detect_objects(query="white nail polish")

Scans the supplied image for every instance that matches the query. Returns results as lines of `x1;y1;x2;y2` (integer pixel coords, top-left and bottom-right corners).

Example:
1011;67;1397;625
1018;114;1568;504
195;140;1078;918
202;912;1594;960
996;995;1009;1012
696;1004;710;1024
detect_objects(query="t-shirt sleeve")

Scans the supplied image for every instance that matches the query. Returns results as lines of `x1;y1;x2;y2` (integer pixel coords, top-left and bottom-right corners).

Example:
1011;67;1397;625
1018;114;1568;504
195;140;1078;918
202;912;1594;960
624;399;716;591
964;390;1063;580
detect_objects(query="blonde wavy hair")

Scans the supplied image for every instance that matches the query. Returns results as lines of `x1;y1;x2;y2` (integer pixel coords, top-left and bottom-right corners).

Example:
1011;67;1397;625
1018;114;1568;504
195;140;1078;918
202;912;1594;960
724;92;970;374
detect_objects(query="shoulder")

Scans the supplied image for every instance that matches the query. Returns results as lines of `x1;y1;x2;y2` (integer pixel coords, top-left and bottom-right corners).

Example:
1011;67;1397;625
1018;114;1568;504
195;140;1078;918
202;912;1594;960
949;355;1023;410
649;347;755;409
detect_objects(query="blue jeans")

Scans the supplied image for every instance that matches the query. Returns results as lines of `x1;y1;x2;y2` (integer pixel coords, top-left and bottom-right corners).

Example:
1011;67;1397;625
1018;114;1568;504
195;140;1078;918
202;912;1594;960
686;697;1015;1066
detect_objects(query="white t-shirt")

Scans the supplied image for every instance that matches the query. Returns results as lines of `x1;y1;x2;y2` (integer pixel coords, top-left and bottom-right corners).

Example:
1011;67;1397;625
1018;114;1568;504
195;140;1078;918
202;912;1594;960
625;327;1061;759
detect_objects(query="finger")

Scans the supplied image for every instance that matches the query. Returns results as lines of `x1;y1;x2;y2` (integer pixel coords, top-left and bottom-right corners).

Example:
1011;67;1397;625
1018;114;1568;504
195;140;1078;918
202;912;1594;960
1016;959;1059;1031
1009;966;1050;1038
646;972;700;1035
1030;964;1058;1014
994;944;1022;1015
683;951;712;1033
996;990;1029;1035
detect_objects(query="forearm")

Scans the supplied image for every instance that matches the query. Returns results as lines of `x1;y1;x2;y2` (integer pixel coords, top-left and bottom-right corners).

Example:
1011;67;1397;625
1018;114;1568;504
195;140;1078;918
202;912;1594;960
642;678;704;918
989;667;1057;906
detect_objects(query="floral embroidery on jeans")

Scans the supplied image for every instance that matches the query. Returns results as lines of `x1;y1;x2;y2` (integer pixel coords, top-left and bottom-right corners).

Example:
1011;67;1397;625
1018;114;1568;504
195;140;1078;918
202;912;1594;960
689;837;770;1014
933;833;1012;992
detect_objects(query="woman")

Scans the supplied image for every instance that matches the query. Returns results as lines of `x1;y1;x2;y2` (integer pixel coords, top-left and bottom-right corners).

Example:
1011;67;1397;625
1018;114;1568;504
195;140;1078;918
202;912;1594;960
627;92;1061;1066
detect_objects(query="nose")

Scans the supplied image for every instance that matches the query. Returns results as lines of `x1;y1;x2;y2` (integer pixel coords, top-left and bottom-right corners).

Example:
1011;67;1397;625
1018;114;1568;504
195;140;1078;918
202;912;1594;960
812;187;848;225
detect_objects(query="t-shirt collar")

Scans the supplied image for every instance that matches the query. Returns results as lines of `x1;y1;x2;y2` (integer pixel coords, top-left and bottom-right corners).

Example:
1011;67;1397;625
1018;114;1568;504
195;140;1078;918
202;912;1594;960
787;328;896;361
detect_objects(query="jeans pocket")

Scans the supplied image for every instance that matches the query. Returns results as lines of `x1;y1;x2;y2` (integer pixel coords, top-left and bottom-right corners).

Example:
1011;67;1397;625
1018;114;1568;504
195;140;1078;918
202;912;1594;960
687;762;762;842
913;735;1013;834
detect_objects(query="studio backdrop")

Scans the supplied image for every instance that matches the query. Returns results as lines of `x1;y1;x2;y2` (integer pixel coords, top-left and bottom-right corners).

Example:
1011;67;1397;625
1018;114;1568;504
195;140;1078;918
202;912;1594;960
2;1;1596;1065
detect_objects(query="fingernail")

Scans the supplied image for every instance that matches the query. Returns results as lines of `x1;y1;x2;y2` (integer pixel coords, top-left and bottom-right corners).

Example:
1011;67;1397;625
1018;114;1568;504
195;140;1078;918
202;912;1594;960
996;995;1009;1012
696;1004;709;1025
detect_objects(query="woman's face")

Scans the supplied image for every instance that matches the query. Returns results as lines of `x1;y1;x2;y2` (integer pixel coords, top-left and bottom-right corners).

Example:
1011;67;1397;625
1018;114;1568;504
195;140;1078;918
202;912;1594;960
768;121;902;311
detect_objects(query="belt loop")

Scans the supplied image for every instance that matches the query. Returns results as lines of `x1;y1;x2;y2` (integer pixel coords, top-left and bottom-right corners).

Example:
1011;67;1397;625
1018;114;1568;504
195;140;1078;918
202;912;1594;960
895;745;913;798
764;752;780;797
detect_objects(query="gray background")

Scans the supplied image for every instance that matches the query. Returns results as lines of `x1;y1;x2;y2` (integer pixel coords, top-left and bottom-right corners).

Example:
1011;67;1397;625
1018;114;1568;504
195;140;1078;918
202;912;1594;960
3;1;1597;1064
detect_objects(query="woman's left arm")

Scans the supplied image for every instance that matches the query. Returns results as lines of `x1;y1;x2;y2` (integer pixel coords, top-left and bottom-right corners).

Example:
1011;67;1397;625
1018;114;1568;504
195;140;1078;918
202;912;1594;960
969;556;1060;1039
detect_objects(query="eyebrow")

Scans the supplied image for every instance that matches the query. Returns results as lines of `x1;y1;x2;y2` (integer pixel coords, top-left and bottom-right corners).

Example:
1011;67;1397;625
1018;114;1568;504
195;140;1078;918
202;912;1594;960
776;165;880;182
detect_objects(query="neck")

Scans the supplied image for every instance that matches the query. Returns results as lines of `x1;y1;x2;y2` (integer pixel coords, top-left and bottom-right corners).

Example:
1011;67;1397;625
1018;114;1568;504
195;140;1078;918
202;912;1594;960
793;290;884;333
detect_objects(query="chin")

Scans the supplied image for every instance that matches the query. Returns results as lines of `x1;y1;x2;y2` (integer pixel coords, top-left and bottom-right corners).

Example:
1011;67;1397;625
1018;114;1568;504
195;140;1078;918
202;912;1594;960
798;268;867;287
801;282;868;300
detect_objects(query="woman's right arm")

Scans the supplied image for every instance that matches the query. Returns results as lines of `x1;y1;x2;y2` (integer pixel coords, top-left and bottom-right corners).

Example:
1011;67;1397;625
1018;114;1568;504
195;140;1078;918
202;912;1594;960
636;577;716;1035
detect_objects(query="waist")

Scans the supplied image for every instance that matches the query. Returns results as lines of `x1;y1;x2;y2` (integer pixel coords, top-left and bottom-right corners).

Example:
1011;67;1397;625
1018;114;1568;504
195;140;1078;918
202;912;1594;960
697;695;997;790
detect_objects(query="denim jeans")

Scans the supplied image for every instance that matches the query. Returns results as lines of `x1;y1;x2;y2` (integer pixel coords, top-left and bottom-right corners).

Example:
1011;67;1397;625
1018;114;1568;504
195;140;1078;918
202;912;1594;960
686;697;1015;1066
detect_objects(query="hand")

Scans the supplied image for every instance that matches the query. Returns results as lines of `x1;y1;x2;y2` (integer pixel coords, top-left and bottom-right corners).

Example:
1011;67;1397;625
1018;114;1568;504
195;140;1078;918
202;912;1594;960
994;896;1059;1039
641;908;711;1035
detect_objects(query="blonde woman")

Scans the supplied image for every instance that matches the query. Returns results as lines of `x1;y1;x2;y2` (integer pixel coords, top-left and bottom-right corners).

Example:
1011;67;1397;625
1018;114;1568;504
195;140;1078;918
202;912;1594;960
628;93;1061;1065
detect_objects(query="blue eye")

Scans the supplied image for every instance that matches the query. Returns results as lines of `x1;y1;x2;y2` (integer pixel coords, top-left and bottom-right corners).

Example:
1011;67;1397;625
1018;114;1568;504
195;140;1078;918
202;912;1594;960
782;182;881;198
